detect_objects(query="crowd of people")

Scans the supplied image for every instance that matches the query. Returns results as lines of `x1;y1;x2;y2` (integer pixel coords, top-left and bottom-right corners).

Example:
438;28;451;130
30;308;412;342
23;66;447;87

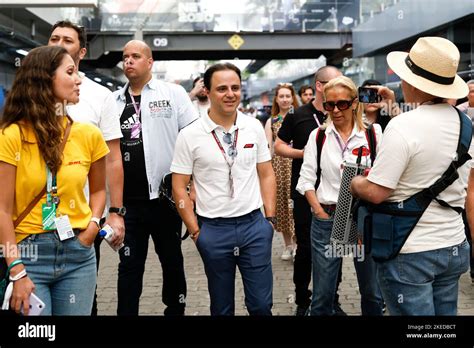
0;19;473;317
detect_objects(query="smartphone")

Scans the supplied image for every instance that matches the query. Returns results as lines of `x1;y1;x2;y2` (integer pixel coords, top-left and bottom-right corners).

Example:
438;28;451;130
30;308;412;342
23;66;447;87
358;87;381;103
21;292;46;316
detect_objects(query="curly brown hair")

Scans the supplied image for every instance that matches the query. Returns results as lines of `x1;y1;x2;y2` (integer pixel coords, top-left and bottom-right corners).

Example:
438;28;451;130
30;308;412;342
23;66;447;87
1;46;69;173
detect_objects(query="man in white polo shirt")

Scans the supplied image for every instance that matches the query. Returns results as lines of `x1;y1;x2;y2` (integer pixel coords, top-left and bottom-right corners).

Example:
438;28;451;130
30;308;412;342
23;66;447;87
172;63;277;316
48;20;124;316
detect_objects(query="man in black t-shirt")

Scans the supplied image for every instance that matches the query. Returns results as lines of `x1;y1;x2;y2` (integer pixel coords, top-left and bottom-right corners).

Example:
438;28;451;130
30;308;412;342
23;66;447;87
275;66;342;315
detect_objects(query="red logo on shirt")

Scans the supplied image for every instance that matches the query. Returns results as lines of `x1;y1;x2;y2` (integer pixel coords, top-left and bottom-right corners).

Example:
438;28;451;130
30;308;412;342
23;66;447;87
244;144;254;148
352;147;370;156
68;161;82;165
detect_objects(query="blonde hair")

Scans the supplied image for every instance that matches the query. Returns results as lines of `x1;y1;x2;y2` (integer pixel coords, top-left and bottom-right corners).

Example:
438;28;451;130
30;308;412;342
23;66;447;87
322;76;365;131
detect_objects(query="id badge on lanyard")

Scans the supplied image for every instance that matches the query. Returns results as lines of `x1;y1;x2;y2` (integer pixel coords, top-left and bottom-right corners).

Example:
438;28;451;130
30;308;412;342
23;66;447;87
41;168;74;240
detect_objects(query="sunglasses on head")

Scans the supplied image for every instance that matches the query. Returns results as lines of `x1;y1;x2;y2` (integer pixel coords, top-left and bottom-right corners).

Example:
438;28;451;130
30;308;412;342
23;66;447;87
278;82;293;87
323;99;355;112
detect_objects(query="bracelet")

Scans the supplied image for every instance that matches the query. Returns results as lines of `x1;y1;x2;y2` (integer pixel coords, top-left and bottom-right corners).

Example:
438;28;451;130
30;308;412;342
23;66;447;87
7;259;23;273
9;269;27;282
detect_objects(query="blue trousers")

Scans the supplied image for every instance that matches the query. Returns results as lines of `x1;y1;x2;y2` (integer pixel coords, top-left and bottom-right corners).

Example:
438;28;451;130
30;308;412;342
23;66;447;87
196;209;273;316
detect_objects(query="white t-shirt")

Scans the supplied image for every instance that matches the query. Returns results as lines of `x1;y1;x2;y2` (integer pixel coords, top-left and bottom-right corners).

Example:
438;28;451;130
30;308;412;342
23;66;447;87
171;111;271;218
297;122;382;204
368;103;474;253
192;99;210;118
67;75;122;141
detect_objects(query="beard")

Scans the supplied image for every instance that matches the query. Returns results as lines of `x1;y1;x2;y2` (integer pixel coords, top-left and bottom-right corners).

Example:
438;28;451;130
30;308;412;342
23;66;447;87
197;95;208;103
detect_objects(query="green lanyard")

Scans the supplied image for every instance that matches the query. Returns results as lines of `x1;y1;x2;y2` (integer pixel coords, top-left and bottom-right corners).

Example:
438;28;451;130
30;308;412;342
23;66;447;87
46;168;59;208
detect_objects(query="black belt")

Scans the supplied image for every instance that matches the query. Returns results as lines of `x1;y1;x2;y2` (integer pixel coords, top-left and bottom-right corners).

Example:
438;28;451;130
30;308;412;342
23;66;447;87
321;204;336;213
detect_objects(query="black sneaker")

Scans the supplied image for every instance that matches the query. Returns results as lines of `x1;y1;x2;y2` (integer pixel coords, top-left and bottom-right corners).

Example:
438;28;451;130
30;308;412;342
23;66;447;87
295;305;309;316
333;303;347;316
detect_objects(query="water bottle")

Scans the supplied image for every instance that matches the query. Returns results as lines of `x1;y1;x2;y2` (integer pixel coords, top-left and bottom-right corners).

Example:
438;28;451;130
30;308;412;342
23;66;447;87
99;225;124;252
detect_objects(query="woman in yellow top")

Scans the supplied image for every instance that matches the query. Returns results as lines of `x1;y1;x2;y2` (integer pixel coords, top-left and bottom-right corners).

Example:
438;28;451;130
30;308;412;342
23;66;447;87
0;46;109;315
265;83;300;260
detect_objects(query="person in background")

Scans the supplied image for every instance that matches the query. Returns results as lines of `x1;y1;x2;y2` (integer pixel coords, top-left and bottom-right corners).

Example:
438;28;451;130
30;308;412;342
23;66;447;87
0;46;109;315
298;85;314;105
457;80;474;118
360;79;390;132
265;83;299;261
189;76;210;117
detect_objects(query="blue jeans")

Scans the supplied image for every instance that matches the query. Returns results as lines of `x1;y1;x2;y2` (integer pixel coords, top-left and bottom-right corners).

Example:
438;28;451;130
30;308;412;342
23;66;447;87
310;215;383;316
376;239;470;315
19;231;96;315
196;209;273;316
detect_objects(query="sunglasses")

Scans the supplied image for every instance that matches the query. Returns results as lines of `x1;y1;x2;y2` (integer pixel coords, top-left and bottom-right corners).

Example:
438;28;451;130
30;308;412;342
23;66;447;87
317;80;329;84
323;99;355;112
223;132;238;158
278;82;293;87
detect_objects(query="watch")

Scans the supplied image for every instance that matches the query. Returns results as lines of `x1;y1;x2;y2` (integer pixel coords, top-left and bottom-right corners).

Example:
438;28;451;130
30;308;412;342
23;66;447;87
90;217;101;230
109;206;127;217
265;216;277;225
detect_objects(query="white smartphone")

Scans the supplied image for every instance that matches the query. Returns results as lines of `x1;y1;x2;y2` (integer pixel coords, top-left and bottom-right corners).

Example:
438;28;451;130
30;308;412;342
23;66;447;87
21;292;46;316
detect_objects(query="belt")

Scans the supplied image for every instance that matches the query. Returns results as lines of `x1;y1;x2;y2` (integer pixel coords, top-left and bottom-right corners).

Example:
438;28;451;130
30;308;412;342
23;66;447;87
320;204;336;213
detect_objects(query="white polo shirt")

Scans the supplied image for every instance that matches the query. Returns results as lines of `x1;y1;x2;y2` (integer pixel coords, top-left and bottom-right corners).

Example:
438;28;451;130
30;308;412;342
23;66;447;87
171;111;271;218
296;122;382;204
67;75;122;141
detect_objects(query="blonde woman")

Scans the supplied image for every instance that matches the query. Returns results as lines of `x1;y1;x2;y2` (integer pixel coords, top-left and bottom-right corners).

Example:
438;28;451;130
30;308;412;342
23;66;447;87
265;83;299;260
297;76;383;316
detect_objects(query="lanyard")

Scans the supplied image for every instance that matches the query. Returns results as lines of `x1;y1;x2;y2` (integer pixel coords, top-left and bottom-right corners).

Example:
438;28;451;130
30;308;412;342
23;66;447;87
211;128;239;198
129;89;141;117
313;113;321;127
334;133;351;156
211;128;239;167
46;168;59;206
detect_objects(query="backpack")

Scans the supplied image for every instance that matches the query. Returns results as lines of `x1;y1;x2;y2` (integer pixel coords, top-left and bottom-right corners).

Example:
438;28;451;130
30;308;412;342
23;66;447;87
357;107;472;262
315;124;377;190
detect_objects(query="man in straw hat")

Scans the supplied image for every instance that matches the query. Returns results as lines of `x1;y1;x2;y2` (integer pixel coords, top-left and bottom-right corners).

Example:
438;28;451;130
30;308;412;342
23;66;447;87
350;36;473;315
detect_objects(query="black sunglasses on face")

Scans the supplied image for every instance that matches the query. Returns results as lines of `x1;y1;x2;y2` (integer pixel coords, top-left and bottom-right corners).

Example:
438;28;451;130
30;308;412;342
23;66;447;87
323;99;355;112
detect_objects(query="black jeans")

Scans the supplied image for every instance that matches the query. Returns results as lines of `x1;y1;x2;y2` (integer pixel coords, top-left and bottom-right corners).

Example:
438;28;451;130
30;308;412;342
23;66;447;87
292;195;313;307
117;198;186;315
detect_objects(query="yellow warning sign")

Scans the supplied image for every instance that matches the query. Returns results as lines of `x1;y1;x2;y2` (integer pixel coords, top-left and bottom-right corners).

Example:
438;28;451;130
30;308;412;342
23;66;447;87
228;34;244;50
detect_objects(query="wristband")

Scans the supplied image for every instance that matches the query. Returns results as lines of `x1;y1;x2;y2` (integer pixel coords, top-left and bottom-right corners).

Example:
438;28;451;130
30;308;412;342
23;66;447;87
7;259;23;273
9;269;27;282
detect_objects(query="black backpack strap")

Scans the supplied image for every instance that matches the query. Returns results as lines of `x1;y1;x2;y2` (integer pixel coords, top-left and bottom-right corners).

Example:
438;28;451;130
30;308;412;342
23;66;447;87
364;124;377;165
418;106;472;213
315;128;326;190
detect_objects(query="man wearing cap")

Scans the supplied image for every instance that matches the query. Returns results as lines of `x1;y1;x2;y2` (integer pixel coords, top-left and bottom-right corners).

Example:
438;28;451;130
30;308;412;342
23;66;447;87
351;37;473;315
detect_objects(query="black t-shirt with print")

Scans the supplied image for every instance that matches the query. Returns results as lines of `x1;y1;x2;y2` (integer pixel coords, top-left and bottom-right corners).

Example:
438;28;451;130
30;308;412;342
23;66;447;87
120;92;150;202
277;99;326;198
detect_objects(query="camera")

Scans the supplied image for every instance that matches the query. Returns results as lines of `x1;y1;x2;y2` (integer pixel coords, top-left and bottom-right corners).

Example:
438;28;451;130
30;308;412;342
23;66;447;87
358;87;381;103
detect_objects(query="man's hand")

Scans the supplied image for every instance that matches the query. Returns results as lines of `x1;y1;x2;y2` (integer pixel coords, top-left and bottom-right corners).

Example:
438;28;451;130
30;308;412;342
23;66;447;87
367;85;400;118
105;213;125;248
189;78;205;100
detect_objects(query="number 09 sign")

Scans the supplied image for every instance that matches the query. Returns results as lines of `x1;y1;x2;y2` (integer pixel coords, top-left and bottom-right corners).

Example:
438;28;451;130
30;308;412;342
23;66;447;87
153;38;168;47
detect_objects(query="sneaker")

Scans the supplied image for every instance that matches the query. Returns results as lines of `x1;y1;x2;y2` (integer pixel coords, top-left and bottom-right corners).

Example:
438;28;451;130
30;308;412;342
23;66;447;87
281;246;293;261
295;305;309;316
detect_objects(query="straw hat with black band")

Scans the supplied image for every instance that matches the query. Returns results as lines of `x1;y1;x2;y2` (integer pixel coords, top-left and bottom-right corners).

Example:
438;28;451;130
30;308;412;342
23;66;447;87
387;36;469;100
